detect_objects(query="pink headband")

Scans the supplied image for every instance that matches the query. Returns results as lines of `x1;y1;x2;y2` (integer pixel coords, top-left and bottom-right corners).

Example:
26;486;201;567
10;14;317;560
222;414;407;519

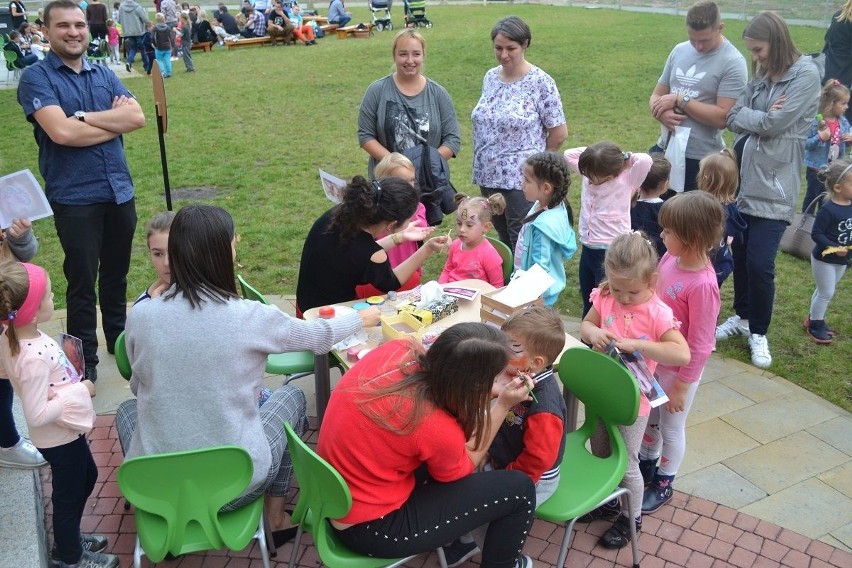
3;263;47;327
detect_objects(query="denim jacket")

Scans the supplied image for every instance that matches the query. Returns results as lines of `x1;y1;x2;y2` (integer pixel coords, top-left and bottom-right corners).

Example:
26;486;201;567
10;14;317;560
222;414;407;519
804;116;851;170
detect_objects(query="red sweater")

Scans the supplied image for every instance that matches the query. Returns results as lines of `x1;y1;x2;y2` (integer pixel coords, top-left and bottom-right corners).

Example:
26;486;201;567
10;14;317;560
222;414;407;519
317;340;474;524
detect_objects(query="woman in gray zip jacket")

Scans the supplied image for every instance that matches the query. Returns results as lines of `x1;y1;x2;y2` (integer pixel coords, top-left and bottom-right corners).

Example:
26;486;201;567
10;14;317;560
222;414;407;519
716;11;821;369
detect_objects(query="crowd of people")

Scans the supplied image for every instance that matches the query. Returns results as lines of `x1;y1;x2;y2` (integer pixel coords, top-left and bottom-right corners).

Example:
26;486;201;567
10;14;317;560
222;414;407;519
1;1;850;567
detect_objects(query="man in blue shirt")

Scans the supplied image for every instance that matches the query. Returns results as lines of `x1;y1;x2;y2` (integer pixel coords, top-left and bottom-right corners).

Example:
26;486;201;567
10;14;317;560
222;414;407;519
17;0;145;386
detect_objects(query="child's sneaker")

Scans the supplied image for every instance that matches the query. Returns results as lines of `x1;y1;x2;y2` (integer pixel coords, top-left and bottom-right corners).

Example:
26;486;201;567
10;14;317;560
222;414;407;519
58;550;119;568
715;315;749;341
599;515;641;549
515;554;533;568
0;438;47;468
806;319;833;344
576;498;621;522
748;333;772;368
441;539;480;567
804;317;836;337
50;535;109;566
642;476;674;514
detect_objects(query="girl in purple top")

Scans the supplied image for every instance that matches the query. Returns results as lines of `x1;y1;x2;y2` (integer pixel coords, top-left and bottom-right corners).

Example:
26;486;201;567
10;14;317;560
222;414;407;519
639;192;724;515
472;16;567;253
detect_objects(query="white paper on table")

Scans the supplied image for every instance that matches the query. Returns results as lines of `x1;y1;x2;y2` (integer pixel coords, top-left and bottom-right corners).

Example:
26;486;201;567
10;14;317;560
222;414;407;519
491;264;555;307
0;169;53;228
319;169;346;204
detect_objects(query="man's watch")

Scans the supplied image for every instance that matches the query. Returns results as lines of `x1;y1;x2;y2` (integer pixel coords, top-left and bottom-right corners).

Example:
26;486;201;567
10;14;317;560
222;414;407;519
679;95;691;109
74;111;86;122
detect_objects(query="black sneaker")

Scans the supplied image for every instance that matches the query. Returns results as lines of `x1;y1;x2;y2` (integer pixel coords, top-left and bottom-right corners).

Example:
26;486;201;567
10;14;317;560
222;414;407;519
51;534;109;566
807;319;833;344
641;483;673;514
599;515;641;549
125;62;131;72
441;539;480;567
576;499;621;523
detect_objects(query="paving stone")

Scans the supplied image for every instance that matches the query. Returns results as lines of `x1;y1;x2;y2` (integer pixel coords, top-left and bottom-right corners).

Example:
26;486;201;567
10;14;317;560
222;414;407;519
807;416;852;456
817;460;852;497
678;464;767;510
687;382;755;427
722;395;838;444
679;419;761;476
718;371;792;403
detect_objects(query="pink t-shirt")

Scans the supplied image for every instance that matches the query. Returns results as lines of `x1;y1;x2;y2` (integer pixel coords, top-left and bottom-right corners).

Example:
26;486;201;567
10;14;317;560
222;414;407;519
438;237;504;287
107;26;120;46
591;287;680;416
656;253;720;383
382;203;427;277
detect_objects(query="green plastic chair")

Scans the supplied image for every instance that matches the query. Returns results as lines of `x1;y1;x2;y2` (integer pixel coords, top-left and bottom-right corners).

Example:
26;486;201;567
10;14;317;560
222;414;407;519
117;445;271;567
4;49;21;83
535;347;641;568
237;274;316;384
114;330;132;381
486;235;513;285
284;423;447;568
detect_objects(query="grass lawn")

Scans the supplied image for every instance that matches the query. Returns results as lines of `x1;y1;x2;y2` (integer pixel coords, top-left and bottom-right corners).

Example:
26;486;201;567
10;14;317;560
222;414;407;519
0;4;848;411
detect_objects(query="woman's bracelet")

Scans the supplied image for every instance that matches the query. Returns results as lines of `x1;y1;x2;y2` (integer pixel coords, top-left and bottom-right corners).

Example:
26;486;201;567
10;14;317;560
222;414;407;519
391;233;402;246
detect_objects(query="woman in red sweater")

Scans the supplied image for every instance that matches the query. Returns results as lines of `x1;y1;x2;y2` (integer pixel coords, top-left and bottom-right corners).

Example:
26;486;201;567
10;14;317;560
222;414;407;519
317;322;537;568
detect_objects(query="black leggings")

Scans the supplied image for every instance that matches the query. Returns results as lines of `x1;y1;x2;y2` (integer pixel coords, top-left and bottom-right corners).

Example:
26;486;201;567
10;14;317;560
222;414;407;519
335;469;535;568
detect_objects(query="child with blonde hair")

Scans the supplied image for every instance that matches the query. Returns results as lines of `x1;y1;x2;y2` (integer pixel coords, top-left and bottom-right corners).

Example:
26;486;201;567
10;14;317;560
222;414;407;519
631;154;671;259
516;151;577;306
804;79;852;212
579;232;689;549
805;159;852;343
355;152;429;298
566;142;652;315
639;192;724;515
0;262;118;568
697;149;746;287
438;193;506;286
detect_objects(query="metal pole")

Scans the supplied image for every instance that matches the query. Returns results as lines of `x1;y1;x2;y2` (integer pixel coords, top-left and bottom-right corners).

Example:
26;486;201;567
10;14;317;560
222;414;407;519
156;109;173;212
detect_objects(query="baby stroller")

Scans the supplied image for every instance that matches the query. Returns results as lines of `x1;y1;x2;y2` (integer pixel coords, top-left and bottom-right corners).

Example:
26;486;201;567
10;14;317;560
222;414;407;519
369;0;393;31
404;0;431;28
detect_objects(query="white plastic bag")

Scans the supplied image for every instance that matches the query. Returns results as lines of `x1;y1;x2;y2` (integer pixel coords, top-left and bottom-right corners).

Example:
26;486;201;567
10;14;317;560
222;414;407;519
663;125;691;192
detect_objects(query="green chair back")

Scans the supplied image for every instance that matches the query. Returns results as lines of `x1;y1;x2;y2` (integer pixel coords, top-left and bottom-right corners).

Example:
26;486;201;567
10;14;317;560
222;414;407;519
535;347;640;567
117;446;269;566
284;423;435;568
486;235;513;285
237;274;316;379
114;330;132;381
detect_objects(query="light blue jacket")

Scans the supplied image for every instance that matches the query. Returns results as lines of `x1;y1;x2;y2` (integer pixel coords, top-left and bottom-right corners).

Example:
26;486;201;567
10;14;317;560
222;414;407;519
516;202;577;306
804;116;851;170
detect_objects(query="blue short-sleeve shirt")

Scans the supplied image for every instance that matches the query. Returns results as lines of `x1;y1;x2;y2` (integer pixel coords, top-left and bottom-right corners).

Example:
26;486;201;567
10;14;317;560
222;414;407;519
17;51;136;206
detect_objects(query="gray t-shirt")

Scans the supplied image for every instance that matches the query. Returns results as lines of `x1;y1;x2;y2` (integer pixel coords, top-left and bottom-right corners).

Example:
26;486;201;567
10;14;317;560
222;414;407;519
656;38;747;160
358;74;461;178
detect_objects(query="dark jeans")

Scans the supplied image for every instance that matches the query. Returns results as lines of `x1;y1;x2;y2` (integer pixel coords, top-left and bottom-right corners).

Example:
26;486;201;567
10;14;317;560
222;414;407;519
731;214;787;336
15;53;39;68
123;35;145;67
334;470;535;568
579;245;607;317
52;200;137;369
803;167;826;213
0;379;20;448
480;186;533;253
333;15;351;27
649;144;700;193
240;28;259;38
40;435;98;565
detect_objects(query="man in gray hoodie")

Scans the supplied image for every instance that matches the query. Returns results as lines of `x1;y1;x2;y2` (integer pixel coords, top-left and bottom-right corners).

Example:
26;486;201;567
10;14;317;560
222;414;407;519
118;0;148;72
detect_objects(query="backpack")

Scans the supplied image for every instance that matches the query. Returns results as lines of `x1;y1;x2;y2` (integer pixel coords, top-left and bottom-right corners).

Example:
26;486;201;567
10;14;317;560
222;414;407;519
402;144;458;226
87;38;102;57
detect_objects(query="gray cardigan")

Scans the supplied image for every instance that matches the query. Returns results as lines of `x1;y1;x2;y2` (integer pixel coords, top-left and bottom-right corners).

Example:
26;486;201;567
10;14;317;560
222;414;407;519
125;292;361;494
4;227;38;262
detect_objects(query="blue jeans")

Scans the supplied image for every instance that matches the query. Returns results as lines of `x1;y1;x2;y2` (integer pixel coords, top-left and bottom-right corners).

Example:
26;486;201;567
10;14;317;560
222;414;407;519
579;245;607;317
731;214;787;336
123;35;145;67
333;15;351;27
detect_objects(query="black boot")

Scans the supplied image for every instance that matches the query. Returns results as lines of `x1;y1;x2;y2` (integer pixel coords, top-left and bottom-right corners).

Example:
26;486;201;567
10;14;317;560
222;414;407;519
599;514;641;549
642;473;674;514
639;457;657;487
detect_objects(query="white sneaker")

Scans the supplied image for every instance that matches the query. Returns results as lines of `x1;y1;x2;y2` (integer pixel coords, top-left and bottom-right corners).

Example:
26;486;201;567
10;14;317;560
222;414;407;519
0;438;47;468
515;554;533;568
748;334;772;369
715;315;749;341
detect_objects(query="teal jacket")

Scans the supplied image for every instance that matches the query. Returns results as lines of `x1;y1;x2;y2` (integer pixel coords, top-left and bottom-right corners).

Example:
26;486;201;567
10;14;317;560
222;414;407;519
516;202;577;306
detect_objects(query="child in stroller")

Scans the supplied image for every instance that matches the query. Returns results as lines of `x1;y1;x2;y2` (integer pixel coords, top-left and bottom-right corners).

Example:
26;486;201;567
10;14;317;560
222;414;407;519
404;0;431;28
369;0;392;31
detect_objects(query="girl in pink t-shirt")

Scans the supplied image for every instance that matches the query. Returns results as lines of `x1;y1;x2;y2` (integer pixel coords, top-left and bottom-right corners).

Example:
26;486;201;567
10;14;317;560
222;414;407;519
106;19;120;64
438;194;507;287
580;232;689;550
640;192;724;516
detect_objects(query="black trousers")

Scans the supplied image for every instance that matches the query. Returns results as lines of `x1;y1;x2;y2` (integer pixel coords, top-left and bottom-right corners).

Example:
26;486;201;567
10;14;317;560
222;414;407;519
52;199;137;369
0;379;19;448
40;435;98;565
334;469;535;568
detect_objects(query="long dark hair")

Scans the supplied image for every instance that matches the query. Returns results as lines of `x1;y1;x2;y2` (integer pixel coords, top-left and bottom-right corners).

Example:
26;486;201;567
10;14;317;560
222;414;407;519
359;323;511;448
328;175;419;243
164;204;239;308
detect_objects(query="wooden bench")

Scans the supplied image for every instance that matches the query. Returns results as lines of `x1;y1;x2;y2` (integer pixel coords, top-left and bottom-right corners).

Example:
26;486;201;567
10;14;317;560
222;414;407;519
224;36;274;50
320;23;338;34
336;23;373;39
303;15;329;25
190;41;212;53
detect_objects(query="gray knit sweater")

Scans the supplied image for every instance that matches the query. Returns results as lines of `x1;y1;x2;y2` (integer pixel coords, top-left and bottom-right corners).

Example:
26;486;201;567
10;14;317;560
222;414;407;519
125;292;361;493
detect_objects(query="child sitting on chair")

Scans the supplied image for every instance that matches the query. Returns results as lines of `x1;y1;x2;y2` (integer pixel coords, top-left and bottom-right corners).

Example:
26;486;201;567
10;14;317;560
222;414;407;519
441;307;568;566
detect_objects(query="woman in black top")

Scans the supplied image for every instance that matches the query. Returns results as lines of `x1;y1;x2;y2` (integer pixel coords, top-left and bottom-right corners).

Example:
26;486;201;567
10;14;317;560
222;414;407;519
824;1;852;123
296;176;446;314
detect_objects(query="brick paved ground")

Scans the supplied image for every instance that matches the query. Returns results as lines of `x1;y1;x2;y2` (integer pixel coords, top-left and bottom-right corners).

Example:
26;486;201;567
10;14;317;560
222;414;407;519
41;415;852;568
